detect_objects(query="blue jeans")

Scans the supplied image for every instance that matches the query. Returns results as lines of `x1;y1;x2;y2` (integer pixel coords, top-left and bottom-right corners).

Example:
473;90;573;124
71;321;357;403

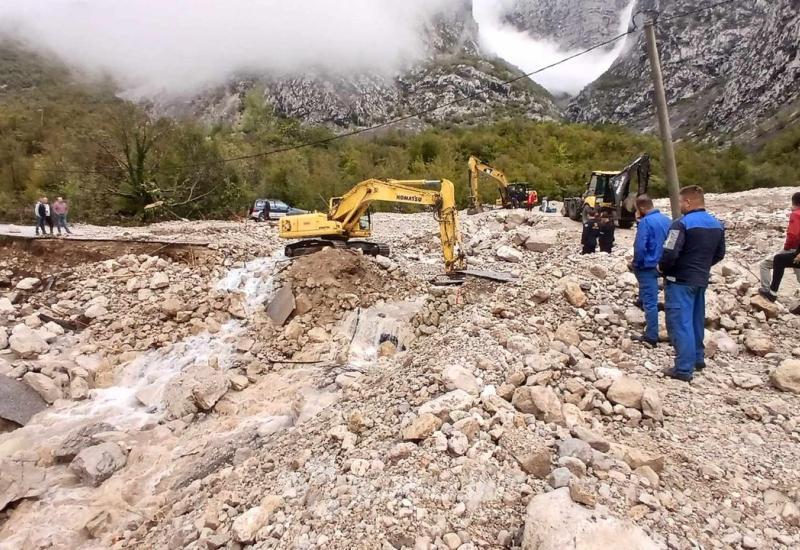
635;268;660;341
665;282;706;376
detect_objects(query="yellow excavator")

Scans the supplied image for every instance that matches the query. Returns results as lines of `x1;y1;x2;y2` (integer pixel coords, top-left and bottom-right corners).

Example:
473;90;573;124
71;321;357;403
279;178;466;274
467;156;532;214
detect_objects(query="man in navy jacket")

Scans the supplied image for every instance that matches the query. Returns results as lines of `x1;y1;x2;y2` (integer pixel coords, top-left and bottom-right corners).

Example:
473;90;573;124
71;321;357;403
659;186;725;382
632;196;671;347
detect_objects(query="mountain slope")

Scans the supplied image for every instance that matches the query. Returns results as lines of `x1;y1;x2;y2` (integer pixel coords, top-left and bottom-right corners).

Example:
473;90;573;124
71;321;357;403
562;0;799;140
156;0;559;129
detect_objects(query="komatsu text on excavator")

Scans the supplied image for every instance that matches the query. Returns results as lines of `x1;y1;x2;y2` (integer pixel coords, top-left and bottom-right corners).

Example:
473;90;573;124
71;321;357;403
467;156;533;214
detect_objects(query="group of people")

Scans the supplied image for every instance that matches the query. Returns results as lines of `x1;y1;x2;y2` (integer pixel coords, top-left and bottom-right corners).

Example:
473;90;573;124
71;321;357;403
581;206;616;254
34;196;72;236
629;187;800;382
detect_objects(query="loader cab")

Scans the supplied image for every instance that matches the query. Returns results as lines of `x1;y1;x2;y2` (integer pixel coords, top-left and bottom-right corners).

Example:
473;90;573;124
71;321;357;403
585;172;617;207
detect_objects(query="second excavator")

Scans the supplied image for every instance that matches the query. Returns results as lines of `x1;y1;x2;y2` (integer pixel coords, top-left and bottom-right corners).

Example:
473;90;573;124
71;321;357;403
467;156;534;214
279;178;466;274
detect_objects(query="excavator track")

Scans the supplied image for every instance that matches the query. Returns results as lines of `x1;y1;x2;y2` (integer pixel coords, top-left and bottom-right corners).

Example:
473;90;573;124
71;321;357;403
285;239;390;258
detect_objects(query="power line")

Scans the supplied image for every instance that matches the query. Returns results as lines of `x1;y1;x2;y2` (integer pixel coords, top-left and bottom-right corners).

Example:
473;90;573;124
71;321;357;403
31;0;749;176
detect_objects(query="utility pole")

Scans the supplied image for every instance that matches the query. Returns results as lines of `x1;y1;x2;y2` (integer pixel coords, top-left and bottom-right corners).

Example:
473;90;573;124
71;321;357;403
644;18;681;219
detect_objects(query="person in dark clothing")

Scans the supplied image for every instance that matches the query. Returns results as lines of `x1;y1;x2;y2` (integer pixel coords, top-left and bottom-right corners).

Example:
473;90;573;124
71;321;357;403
631;195;672;347
37;197;54;236
581;205;600;254
598;207;616;253
659;186;725;382
758;192;800;302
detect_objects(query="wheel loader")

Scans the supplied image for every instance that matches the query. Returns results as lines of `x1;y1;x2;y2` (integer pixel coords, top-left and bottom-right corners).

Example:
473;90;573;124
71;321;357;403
562;153;650;228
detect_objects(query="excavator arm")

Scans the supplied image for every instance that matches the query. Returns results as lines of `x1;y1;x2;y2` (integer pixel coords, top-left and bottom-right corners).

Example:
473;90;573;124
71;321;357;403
468;156;511;212
280;178;466;273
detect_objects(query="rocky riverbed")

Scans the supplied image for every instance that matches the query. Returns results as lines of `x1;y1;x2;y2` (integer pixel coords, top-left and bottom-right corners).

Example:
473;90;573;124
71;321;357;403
1;187;799;549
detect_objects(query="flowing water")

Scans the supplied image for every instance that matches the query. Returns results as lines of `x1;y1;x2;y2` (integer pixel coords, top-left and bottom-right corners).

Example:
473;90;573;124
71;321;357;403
0;254;423;549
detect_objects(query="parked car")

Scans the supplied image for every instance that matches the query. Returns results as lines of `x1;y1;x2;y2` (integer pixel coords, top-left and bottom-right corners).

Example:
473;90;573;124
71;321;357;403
249;199;306;221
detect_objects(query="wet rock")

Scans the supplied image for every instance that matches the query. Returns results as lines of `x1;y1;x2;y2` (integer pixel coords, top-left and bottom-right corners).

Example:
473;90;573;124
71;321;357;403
192;370;230;411
22;372;62;404
0;458;47;511
522;488;659;549
69;377;90;400
606;377;644;409
9;325;49;358
54;423;118;463
563;282;587;308
0;375;47;426
402;413;442;441
69;442;127;487
512;386;564;424
770;359;800;393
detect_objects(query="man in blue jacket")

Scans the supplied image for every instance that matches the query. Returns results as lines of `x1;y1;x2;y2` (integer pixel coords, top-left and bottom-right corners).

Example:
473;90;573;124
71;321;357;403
631;196;671;347
659;186;725;382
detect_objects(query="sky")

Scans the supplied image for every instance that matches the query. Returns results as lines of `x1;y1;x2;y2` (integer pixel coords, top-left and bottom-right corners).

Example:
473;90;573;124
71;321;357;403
0;0;456;98
472;0;635;96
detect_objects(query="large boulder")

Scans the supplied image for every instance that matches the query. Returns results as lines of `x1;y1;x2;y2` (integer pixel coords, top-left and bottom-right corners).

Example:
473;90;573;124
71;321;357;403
69;442;127;487
53;423;118;463
522;488;660;550
9;325;49;358
606;377;644;409
22;372;62;404
524;230;559;253
770;360;800;394
0;459;47;511
0;375;47;426
496;245;523;263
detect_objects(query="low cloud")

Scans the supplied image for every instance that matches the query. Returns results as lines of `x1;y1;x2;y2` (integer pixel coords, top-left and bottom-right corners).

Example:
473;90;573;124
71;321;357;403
473;0;635;96
0;0;456;97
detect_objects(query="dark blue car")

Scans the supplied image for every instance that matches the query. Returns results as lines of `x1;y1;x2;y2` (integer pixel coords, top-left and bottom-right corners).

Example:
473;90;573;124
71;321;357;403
249;199;306;222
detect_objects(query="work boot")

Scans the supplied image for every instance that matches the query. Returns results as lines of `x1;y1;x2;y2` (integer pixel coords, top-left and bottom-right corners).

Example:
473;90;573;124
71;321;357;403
632;334;657;348
663;368;693;382
695;362;706;371
791;304;800;315
758;287;777;302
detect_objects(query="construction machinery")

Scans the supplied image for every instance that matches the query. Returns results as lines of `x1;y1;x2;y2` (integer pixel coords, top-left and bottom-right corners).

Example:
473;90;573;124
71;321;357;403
561;153;651;228
279;178;466;274
467;156;533;214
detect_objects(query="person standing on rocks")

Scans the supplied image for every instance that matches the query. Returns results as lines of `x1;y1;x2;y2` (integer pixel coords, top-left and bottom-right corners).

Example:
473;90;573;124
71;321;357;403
52;196;72;236
659;185;725;382
581;205;600;254
757;191;800;302
597;207;615;253
631;195;671;347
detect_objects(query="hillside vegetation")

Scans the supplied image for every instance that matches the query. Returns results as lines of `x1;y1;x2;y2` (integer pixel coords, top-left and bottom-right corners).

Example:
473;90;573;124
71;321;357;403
1;43;798;224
